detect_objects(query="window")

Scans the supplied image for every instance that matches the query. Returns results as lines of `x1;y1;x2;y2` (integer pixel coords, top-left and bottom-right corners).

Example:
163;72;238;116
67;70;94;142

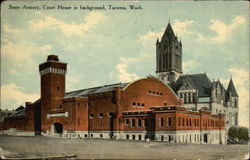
183;118;185;126
57;86;60;90
132;119;135;127
184;93;187;103
78;118;80;125
142;103;145;107
126;135;129;139
108;112;114;117
160;118;164;127
144;119;148;127
132;135;136;140
168;117;172;127
186;118;188;126
189;119;191;127
138;119;142;127
164;102;167;106
100;134;103;138
139;135;142;140
153;91;155;94
149;90;152;93
179;117;181;126
188;93;191;103
137;103;140;106
180;93;183;98
160;93;163;96
89;114;94;118
132;102;136;106
156;92;159;95
125;119;129;126
99;113;103;118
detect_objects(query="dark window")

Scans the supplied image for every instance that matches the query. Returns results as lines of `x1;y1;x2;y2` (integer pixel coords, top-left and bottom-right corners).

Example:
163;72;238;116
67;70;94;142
138;119;142;127
125;119;129;126
144;119;148;127
126;135;129;139
188;93;191;102
183;118;185;126
100;134;103;138
153;91;155;94
84;134;88;137
160;118;164;127
90;114;94;118
179;117;181;126
108;112;114;117
137;103;140;106
156;92;159;95
149;90;151;93
186;118;188;126
99;113;103;118
189;119;191;126
139;135;142;140
78;118;80;125
168;117;171;127
57;86;60;90
132;119;135;127
160;93;163;96
164;102;167;106
180;93;183;98
132;135;135;140
132;102;136;106
142;103;145;107
91;134;93;137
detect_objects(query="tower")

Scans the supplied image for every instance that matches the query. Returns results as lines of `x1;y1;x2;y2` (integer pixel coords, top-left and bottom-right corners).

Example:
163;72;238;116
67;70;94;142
39;55;67;132
156;23;182;85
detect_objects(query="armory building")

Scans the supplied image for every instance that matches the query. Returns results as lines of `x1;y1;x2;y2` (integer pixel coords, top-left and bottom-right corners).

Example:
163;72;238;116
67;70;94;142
1;23;238;145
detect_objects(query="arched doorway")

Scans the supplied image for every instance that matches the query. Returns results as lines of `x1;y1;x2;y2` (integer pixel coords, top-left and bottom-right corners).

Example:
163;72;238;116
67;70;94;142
54;123;63;134
204;134;208;143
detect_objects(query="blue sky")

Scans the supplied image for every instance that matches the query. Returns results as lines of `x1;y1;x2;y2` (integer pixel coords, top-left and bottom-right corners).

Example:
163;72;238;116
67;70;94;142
1;1;249;127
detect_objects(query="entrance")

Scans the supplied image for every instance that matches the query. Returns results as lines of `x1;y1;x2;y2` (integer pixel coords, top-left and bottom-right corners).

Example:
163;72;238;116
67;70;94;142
54;123;63;134
204;134;208;143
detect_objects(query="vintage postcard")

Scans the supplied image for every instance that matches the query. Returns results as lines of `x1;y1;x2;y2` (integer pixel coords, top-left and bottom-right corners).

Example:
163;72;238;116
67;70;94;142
0;0;249;159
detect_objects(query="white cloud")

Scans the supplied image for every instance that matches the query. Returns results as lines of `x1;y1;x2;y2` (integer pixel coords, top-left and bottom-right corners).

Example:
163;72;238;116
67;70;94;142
110;57;140;83
139;29;164;42
3;24;23;34
172;20;194;37
182;60;197;73
1;84;39;109
29;12;105;36
209;16;246;43
221;67;249;127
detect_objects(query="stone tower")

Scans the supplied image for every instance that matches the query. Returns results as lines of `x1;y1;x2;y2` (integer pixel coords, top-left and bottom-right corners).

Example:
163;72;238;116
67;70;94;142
156;23;182;85
39;55;67;132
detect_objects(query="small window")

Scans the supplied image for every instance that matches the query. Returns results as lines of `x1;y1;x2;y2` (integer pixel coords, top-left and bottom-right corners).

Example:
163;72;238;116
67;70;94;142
153;91;155;94
132;119;135;127
138;135;142;140
132;135;136;140
156;92;159;95
126;135;129;139
89;114;94;118
108;112;114;117
132;102;136;106
142;103;145;107
91;134;93;137
160;93;163;96
125;119;129;126
164;103;167;106
149;90;152;93
137;103;140;106
99;113;103;118
138;119;142;127
59;105;62;108
160;118;164;127
57;86;60;90
100;134;103;138
168;117;171;127
84;134;88;137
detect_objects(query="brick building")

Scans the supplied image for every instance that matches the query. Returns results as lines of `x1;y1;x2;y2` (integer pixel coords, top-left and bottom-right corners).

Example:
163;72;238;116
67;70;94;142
1;54;226;144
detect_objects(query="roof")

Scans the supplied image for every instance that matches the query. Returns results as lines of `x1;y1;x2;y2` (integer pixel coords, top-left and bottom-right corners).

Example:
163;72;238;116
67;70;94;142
65;82;129;98
172;73;212;97
227;78;238;97
162;23;175;40
8;109;25;118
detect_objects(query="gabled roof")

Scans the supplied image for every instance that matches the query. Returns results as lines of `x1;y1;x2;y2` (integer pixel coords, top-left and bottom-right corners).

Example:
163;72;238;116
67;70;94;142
227;78;238;97
65;82;129;98
172;73;212;97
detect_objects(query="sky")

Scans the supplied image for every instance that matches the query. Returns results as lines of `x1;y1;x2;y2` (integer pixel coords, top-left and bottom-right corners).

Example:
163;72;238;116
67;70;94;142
1;1;249;127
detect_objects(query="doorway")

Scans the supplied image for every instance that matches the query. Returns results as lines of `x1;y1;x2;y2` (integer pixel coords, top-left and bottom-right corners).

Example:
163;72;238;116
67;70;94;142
54;123;63;134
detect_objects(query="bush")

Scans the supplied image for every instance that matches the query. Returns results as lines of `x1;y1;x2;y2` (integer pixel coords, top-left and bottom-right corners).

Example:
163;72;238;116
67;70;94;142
228;126;249;143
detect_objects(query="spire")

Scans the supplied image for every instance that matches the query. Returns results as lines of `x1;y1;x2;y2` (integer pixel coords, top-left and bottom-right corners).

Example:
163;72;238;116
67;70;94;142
227;78;238;97
162;22;175;40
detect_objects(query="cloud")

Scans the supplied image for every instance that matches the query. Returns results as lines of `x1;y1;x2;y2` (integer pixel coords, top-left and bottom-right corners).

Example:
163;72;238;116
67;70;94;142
3;24;23;34
110;57;140;83
1;84;40;109
29;12;105;36
182;60;197;73
209;16;246;43
1;39;51;66
139;29;164;42
221;67;249;127
172;20;194;37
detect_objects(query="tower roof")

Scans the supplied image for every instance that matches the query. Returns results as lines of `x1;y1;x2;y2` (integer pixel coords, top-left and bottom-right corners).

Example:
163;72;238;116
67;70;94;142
162;23;175;40
227;78;238;97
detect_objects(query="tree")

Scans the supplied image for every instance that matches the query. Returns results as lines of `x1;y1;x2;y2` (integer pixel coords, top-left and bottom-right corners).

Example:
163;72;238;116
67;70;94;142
228;126;249;143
